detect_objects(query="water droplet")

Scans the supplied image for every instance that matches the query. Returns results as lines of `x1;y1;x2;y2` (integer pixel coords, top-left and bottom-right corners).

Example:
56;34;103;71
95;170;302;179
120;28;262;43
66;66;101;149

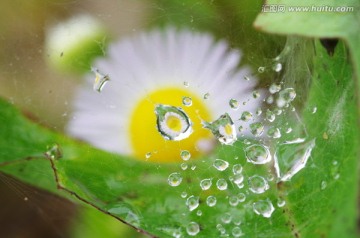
168;172;182;187
321;181;327;190
267;174;274;181
206;195;217;207
252;90;260;99
91;67;110;92
334;173;340;180
267;127;281;139
266;95;274;104
277;198;286;207
200;178;212;190
244;76;250;81
180;150;191;161
258;66;265;73
240;111;253;122
272;63;282;72
233;174;244;185
256;108;262;116
216;178;228;190
250;122;264;137
253;200;275;218
203;113;237;145
312;107;317;114
276;88;296;108
229;195;239;206
203;92;210;100
266;109;276;122
181;163;188;170
237;193;246;202
274;139;316;181
145;152;152;159
172;230;181;238
182;96;192;107
197;210;202;216
248;175;269;194
183;81;189;87
244;144;271;164
45;144;62;160
181;192;187;198
155;104;193;141
269;83;281;94
233;164;243;174
238;125;244;133
186;195;200;211
286;127;293;133
221;213;232;224
186;222;200;236
229;99;240;110
213;159;229;171
273;108;282;115
191;165;197;170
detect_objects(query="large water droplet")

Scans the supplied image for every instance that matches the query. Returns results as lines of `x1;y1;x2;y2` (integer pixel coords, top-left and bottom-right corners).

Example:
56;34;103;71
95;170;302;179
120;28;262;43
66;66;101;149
186;195;200;211
229;99;240;110
253;199;275;218
276;88;296;108
274;139;316;181
206;195;217;207
250;122;264;137
213;159;229;171
203;113;237;145
186;222;200;236
180;150;191;161
200;178;212;190
182;96;193;107
216;178;228;190
155;104;193;141
91;67;110;92
168;172;182;187
244;144;271;164
240;111;253;122
248;175;269;194
267;127;281;139
233;173;244;185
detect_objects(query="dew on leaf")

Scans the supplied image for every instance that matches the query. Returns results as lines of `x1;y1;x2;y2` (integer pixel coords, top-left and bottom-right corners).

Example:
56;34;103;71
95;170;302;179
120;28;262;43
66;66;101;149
45;143;62;160
233;174;244;185
180;150;191;161
229;195;239;206
321;181;327;190
206;195;217;207
216;178;228;190
244;144;271;164
186;222;200;236
238;193;246;202
276;88;296;108
253;199;275;218
272;62;282;72
168;172;182;187
186;195;200;211
266;95;274;104
180;163;188;170
197;210;202;216
213;159;229;171
232;227;244;237
181;192;187;198
221;213;232;224
200;178;212;190
266;109;276;122
277;198;286;207
232;164;243;174
269;83;281;94
250;122;264;137
202;113;237;145
240;111;253;122
155;104;193;141
258;66;265;73
267;127;281;139
248;175;269;194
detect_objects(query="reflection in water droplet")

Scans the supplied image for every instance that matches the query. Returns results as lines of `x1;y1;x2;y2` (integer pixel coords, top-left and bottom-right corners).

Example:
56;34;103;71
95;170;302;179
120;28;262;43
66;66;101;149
252;90;260;99
240;111;253;122
256;108;262;116
186;222;200;236
229;98;240;110
273;108;282;115
258;67;265;73
181;192;187;198
180;163;188;170
145;152;152;159
180;150;191;161
277;198;286;207
203;113;237;145
45;144;62;160
221;213;232;224
276;88;296;108
206;195;217;207
229;195;239;206
216;178;228;190
250;122;264;137
232;227;244;237
186;195;200;211
191;165;197;170
155;104;193;141
244;144;271;164
266;95;274;104
182;96;193;107
168;172;183;187
200;178;212;190
269;83;281;94
197;210;202;216
183;81;189;87
238;193;246;202
91;67;110;92
172;230;181;238
267;127;281;138
253;199;275;218
266;109;276;122
213;159;229;171
233;174;244;185
233;164;243;174
248;175;269;194
274;139;316;181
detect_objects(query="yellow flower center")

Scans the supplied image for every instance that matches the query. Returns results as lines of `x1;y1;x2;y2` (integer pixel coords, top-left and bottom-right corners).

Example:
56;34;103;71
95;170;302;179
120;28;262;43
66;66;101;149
129;87;212;163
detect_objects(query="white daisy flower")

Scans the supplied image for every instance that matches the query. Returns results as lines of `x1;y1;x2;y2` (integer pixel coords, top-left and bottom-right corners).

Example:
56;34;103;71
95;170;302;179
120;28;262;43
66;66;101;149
67;28;260;163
